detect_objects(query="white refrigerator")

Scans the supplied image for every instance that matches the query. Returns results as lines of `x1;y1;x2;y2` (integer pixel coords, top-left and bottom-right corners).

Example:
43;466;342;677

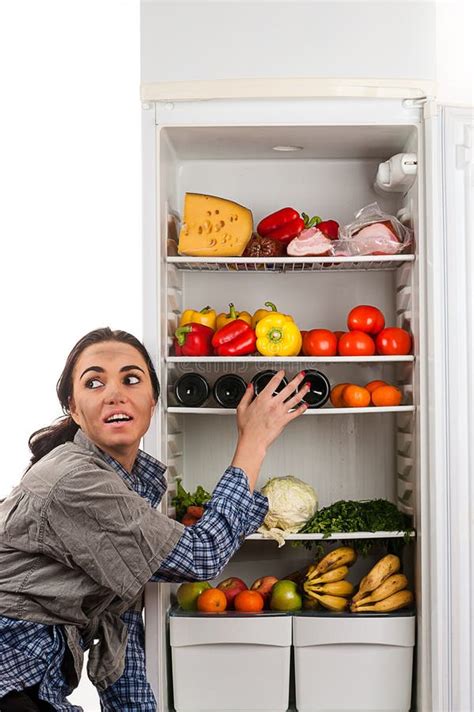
140;78;473;712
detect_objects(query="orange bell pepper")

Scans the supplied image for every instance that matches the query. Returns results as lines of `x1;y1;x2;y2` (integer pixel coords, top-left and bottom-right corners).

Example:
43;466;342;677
216;303;252;330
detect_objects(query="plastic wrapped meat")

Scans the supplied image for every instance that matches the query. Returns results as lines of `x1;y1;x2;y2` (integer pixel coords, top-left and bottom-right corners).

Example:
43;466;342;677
286;227;333;256
334;202;413;256
347;221;401;255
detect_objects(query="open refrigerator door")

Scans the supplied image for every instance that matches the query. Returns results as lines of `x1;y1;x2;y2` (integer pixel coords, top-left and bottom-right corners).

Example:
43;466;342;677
141;85;471;711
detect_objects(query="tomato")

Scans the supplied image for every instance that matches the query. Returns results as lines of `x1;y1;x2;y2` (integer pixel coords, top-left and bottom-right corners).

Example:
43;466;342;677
338;331;376;356
302;329;338;357
375;327;412;355
347;305;385;335
298;330;307;355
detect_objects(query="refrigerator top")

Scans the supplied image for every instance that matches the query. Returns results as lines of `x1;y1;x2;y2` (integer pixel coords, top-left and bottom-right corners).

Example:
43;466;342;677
141;76;436;103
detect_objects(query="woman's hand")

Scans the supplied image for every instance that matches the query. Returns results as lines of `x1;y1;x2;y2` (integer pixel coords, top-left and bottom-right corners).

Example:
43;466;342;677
231;370;310;492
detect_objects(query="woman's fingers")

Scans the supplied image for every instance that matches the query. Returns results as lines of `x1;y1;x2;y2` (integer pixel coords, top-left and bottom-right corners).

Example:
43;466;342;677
274;369;306;403
287;399;309;420
258;369;287;399
237;382;254;411
283;383;311;412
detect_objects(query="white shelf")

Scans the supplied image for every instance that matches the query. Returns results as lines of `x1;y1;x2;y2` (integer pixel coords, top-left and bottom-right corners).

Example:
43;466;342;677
167;355;415;364
167;254;415;273
246;531;416;541
166;406;415;415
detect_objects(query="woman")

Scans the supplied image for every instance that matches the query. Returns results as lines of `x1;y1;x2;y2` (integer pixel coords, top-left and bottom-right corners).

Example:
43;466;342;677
0;327;309;711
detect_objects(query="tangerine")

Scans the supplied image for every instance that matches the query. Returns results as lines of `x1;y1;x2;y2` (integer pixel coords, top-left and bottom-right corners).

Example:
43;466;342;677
365;380;387;394
342;384;371;408
234;589;265;613
197;587;227;612
371;385;403;407
330;383;350;408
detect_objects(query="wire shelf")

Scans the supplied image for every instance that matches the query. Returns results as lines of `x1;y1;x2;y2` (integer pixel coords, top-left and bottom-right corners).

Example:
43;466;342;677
166;255;415;273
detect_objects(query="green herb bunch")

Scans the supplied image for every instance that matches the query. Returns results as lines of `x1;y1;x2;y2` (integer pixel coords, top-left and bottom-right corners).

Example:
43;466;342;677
295;499;413;556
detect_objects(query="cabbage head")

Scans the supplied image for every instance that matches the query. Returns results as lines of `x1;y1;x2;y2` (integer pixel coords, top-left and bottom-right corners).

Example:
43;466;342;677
258;476;318;546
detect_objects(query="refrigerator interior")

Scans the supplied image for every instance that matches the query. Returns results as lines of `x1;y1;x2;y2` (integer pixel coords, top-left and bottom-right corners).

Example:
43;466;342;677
154;121;421;711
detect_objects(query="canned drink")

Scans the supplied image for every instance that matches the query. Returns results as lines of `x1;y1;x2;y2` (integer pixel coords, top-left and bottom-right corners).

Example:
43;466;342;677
213;374;247;408
297;369;331;408
174;373;210;408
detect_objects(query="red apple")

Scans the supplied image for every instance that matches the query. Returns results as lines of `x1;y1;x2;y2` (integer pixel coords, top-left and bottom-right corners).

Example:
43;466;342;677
216;577;248;609
250;576;279;604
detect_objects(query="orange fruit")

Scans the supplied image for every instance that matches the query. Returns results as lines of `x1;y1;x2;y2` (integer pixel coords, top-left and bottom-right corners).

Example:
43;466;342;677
197;588;227;612
365;380;387;394
371;385;402;407
234;589;265;612
330;383;350;408
342;384;371;408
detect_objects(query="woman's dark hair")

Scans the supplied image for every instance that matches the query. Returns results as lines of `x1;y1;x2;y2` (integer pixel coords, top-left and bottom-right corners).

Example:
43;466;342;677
27;328;160;467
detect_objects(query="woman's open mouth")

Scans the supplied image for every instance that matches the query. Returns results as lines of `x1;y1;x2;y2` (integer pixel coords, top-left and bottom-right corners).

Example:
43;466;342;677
103;412;134;427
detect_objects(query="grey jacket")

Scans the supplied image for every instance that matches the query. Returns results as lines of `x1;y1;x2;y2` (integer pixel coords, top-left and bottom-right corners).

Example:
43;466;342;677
0;430;185;690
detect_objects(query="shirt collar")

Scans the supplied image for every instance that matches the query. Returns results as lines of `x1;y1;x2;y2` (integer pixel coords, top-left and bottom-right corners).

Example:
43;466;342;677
73;428;166;482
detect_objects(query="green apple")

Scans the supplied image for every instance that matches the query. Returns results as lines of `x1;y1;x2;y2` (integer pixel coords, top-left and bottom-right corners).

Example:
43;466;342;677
269;579;302;611
177;581;211;610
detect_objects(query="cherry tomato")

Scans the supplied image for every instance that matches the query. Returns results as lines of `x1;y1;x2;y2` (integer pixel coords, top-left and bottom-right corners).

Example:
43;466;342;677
334;330;345;343
303;329;338;357
375;327;412;355
338;331;376;356
347;305;385;335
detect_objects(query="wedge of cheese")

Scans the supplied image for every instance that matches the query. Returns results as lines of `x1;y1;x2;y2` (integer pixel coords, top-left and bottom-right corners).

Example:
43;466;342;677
178;193;253;257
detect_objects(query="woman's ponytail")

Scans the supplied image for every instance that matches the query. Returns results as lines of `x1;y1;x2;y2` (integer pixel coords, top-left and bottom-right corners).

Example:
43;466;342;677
27;417;79;467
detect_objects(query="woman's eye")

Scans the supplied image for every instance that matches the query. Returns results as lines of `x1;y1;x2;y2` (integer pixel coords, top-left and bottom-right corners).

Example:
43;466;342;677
86;378;103;389
124;374;141;385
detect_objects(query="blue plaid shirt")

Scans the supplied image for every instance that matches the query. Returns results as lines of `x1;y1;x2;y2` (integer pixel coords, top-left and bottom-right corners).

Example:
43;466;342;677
0;447;268;711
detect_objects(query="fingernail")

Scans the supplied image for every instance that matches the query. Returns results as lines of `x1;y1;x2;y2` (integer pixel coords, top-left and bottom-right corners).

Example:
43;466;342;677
300;370;306;377
304;381;311;389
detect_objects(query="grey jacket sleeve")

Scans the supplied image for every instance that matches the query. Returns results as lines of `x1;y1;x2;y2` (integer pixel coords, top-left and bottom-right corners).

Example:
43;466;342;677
45;466;185;604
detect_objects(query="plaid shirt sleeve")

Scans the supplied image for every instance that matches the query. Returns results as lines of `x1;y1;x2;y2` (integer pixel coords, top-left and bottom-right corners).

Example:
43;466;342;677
151;466;268;583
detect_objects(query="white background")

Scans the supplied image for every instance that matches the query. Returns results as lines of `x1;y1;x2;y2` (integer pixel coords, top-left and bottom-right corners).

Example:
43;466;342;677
0;1;471;710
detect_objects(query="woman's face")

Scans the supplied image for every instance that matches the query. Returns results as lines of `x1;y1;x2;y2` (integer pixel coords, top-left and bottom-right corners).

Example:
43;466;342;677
68;341;157;469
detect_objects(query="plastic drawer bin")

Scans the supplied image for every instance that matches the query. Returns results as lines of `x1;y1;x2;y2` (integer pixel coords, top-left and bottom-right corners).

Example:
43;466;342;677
169;610;292;712
293;611;415;712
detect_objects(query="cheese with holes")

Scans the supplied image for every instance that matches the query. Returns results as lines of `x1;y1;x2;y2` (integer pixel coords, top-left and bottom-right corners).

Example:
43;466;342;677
178;193;253;257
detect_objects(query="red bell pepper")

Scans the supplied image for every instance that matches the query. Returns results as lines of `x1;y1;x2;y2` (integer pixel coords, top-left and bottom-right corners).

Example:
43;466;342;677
212;319;257;356
257;207;305;245
174;323;214;356
302;212;339;240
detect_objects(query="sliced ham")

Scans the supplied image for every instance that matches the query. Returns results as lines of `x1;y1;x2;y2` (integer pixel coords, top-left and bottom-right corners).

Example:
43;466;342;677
349;221;401;255
286;227;333;256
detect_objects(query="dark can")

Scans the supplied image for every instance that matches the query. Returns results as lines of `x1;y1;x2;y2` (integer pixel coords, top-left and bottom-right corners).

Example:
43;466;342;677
297;369;331;408
174;373;210;408
251;369;288;397
213;374;247;408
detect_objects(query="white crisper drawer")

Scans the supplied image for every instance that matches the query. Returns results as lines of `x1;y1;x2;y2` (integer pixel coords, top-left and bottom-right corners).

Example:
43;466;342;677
170;610;291;712
293;611;415;712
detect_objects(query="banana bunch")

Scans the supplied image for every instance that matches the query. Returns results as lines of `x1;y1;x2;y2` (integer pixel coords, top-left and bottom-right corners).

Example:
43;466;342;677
303;546;357;611
351;555;414;613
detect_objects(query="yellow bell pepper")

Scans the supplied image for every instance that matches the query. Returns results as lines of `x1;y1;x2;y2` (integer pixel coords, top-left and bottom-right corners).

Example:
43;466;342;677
251;301;294;329
180;306;217;331
216;303;252;330
256;313;302;356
